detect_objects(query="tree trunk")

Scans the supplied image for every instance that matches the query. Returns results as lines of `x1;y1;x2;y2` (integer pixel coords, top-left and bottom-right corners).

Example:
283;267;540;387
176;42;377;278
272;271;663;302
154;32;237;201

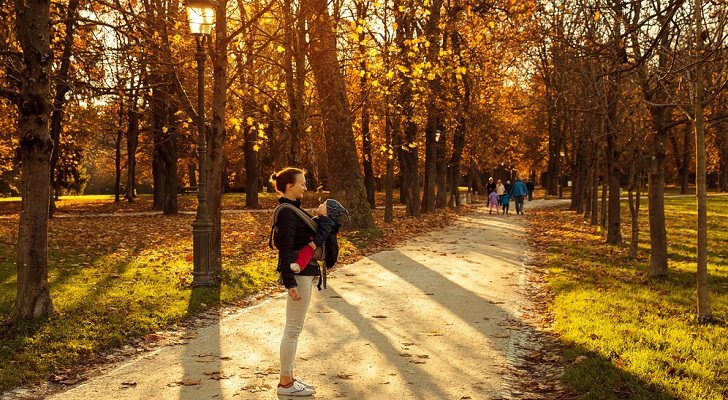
244;124;259;208
606;132;621;243
421;0;443;214
361;102;376;208
206;0;229;274
583;156;593;219
48;0;80;218
150;79;178;214
628;148;643;258
693;0;712;321
448;41;469;208
356;2;375;209
719;128;728;192
304;0;374;228
114;108;123;203
435;107;448;209
600;182;607;229
283;0;305;167
15;0;54;320
384;104;394;223
126;108;140;202
627;3;672;278
670;126;693;195
394;8;420;217
648;137;668;278
590;147;600;225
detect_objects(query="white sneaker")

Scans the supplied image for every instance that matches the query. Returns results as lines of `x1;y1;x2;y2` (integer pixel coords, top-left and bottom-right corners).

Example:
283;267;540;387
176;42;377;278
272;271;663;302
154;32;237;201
295;377;315;390
277;380;315;396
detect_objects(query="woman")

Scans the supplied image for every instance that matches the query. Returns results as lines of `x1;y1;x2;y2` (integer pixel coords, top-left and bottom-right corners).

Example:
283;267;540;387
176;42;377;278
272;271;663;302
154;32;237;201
496;179;505;206
270;167;322;397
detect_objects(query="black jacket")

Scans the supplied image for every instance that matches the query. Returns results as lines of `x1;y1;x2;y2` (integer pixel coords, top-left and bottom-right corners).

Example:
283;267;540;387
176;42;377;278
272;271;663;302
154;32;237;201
273;197;321;289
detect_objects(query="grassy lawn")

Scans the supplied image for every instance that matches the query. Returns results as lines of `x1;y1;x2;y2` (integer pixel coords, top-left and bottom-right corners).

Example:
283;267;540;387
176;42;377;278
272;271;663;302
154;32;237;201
0;198;460;392
528;195;728;400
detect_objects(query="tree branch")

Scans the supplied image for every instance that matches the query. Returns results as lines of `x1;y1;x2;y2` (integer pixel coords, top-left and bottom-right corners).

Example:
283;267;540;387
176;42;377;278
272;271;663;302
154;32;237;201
0;88;20;104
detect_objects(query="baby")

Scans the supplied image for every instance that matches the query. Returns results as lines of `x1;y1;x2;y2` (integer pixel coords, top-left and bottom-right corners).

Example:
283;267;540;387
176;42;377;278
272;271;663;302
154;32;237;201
290;199;349;273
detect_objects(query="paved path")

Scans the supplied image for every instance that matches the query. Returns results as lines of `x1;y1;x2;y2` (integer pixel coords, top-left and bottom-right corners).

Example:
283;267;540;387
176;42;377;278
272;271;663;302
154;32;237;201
42;200;568;400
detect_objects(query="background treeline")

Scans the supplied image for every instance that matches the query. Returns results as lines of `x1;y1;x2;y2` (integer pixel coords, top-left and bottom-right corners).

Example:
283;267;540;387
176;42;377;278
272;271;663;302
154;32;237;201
1;0;726;320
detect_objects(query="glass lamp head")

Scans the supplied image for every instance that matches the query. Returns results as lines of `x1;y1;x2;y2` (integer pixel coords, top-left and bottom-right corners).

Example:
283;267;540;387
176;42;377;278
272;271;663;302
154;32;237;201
186;0;216;35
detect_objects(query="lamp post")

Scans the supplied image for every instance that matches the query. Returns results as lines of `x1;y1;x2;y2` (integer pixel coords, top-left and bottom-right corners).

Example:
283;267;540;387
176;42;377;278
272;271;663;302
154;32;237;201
187;0;216;287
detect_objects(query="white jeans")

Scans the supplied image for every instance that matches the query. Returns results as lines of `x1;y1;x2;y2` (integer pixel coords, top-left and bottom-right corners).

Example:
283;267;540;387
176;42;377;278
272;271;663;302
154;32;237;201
280;275;315;376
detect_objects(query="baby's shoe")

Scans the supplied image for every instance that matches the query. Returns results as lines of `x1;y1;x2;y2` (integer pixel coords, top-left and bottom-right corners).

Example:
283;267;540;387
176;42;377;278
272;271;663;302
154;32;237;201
290;263;301;273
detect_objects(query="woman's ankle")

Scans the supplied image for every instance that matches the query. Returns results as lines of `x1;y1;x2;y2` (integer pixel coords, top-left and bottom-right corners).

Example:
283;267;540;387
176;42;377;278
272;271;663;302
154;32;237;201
279;376;294;386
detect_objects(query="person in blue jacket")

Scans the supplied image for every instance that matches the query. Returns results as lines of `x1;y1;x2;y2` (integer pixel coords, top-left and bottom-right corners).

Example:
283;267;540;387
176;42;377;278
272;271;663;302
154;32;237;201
510;178;529;215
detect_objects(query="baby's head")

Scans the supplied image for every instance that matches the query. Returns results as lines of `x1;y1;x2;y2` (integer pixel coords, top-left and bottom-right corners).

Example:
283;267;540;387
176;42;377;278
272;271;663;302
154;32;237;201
321;199;350;224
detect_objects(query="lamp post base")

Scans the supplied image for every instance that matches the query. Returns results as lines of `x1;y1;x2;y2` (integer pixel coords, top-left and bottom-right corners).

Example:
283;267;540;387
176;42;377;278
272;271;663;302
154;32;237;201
192;218;215;287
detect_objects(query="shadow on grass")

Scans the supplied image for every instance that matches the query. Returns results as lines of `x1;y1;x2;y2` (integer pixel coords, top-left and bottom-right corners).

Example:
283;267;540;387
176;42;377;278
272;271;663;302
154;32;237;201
559;346;678;400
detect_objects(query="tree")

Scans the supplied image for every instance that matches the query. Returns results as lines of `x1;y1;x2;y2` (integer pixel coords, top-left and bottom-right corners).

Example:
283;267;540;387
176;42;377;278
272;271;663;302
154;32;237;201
304;0;374;229
692;0;712;321
10;0;54;319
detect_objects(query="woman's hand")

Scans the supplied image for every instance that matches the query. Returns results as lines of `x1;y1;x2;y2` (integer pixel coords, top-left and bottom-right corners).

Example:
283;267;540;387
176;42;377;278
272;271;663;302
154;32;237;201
288;287;301;301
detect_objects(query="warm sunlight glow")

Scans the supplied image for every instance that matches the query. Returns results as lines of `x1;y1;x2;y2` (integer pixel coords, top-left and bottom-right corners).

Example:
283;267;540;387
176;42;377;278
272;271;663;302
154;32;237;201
186;1;215;35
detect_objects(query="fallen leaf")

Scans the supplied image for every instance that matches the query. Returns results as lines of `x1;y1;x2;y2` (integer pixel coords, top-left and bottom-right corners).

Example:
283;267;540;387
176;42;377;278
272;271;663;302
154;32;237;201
573;355;588;364
337;373;354;380
177;377;201;386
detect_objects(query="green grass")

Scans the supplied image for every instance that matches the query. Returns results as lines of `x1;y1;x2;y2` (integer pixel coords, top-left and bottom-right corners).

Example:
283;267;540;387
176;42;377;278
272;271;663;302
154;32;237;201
534;195;728;400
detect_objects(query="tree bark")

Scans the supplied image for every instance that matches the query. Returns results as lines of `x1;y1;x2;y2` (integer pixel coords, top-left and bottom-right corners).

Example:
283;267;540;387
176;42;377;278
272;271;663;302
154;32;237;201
243;124;259;208
719;128;728;192
627;147;643;258
114;103;123;203
393;7;420;216
693;0;712;321
304;0;374;228
14;0;54;319
48;0;80;217
356;3;375;209
448;31;468;208
590;146;600;225
283;0;305;167
421;0;444;213
605;0;623;244
626;1;676;278
150;84;178;215
647;133;668;278
206;0;229;274
126;107;140;202
384;103;394;222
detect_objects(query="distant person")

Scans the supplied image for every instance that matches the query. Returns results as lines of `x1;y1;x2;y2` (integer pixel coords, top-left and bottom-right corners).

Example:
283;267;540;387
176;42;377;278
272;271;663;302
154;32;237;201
486;177;496;206
501;193;511;214
511;178;529;215
526;180;535;201
504;180;512;195
496;180;505;205
488;190;500;214
269;167;318;397
291;199;349;273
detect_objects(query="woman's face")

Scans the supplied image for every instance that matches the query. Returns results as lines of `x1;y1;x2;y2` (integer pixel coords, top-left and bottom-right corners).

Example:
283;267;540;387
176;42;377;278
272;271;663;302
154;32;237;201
286;173;307;200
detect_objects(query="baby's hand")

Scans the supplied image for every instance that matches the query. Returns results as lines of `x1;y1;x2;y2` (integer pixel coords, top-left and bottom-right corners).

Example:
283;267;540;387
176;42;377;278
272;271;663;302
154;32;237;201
316;203;327;216
308;242;317;250
290;263;301;273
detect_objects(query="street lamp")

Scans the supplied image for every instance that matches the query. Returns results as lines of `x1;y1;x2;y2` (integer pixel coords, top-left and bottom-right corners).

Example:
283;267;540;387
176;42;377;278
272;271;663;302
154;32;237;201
187;0;216;287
